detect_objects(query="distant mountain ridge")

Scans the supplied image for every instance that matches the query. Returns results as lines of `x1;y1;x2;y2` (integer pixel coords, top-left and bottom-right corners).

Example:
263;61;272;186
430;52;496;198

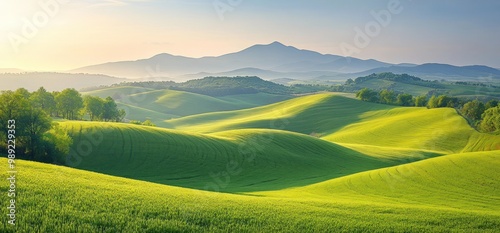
343;63;500;81
70;41;500;82
0;72;125;91
71;41;391;79
3;42;497;87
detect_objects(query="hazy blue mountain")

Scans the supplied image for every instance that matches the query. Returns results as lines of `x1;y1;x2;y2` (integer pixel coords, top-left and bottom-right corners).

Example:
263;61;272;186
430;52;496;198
71;42;391;79
324;63;500;81
179;67;343;81
0;72;125;91
68;42;500;82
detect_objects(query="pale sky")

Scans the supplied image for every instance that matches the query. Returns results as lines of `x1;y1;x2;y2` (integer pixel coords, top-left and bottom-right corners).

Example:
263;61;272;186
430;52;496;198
1;0;500;71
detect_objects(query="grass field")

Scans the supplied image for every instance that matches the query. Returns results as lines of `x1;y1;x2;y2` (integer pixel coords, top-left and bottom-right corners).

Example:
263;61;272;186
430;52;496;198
168;94;394;134
1;150;499;232
4;92;500;232
83;87;291;125
259;150;500;212
58;121;410;192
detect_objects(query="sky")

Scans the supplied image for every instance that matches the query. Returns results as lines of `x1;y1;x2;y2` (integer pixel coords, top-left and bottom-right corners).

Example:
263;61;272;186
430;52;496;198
1;0;500;71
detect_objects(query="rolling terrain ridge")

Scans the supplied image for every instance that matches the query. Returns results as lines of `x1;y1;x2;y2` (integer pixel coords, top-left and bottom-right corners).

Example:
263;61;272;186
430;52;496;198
5;92;500;232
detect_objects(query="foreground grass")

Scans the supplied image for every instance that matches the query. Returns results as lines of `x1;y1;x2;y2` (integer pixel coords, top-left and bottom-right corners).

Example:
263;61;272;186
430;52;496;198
4;92;499;232
1;158;499;232
260;151;500;213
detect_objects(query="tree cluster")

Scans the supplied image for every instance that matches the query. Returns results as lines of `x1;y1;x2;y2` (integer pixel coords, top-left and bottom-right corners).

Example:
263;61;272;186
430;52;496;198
356;88;423;107
460;99;499;133
83;96;125;122
83;76;314;97
0;88;71;163
129;119;156;127
0;87;125;163
356;88;500;133
19;87;124;121
352;73;444;89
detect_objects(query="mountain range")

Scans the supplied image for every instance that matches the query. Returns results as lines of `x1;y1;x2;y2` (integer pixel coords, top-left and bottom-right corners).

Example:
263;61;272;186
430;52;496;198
69;41;500;82
2;42;499;90
69;41;391;79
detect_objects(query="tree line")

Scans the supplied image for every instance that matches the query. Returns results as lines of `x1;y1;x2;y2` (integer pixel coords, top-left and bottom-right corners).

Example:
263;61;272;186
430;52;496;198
82;76;325;96
349;73;445;89
0;87;124;163
356;88;500;133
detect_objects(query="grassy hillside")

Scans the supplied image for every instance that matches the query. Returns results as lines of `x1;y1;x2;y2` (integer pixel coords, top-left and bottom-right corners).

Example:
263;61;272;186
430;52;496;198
349;78;434;96
323;107;500;154
169;94;500;155
82;86;156;99
58;121;410;192
83;87;291;125
168;94;393;134
7;90;500;232
2;153;499;232
323;107;472;154
115;102;177;127
262;150;500;213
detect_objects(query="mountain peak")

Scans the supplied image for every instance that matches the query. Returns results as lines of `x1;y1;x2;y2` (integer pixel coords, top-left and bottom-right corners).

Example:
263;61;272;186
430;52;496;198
269;41;286;47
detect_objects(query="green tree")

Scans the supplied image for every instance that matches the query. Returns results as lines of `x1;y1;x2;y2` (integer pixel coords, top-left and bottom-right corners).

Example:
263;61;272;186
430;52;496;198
118;109;126;122
15;88;31;99
84;96;105;121
397;94;414;106
461;100;486;122
55;88;83;120
142;119;156;126
414;95;427;107
20;107;52;160
437;95;456;108
0;89;52;159
102;97;120;122
0;91;31;153
42;123;73;163
0;90;30;124
480;106;500;133
427;95;438;108
356;88;379;102
379;89;396;104
30;87;56;116
485;99;499;109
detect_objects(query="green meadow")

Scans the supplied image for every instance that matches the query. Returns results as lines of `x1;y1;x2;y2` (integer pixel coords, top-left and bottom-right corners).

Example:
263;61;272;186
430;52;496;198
2;88;500;232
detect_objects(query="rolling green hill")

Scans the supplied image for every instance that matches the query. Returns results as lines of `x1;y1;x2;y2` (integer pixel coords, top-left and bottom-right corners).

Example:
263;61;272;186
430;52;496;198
261;150;500;213
2;151;499;232
169;94;500;155
82;86;156;99
7;91;500;232
58;121;414;192
168;93;393;134
83;87;291;125
323;107;473;154
349;78;434;96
